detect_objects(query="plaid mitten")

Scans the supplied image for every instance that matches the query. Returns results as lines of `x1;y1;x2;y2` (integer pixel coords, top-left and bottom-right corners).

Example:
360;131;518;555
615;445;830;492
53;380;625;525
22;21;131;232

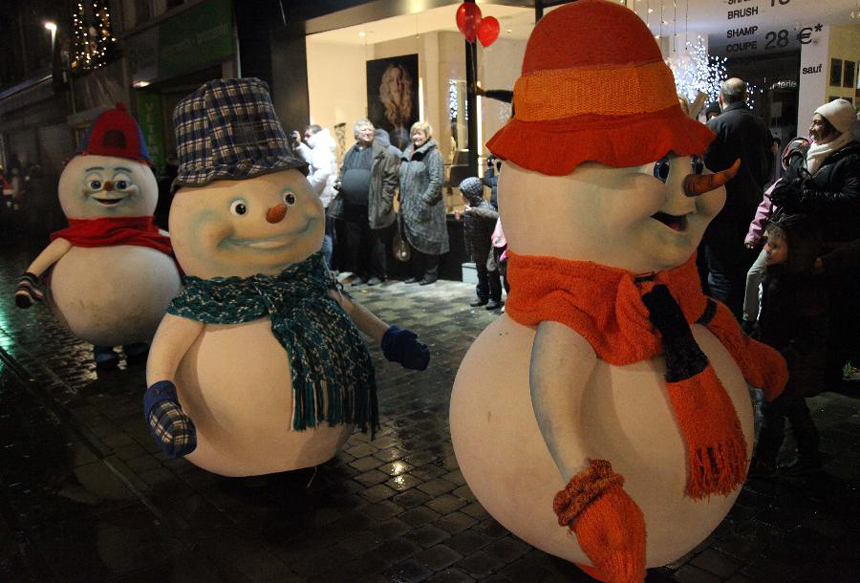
144;380;197;458
15;272;43;308
381;325;430;371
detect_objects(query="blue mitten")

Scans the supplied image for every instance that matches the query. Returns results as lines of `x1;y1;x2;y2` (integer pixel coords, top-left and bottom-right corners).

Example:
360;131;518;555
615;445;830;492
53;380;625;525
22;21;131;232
143;380;197;458
381;325;430;371
15;272;43;308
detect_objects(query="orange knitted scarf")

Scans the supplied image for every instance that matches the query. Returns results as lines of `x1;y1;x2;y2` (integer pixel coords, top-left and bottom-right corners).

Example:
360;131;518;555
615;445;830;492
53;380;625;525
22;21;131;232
505;251;787;498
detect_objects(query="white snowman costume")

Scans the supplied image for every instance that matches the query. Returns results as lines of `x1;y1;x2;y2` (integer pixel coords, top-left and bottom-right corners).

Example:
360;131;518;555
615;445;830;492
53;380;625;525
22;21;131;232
449;3;787;582
15;104;181;368
144;78;429;477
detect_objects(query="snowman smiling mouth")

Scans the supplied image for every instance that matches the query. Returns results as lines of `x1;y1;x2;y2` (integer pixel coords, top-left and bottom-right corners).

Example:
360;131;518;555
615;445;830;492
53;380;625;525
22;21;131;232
651;212;688;232
93;196;126;206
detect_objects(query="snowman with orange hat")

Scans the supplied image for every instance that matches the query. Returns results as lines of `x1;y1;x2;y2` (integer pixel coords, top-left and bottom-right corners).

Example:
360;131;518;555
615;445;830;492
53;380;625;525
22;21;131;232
450;2;787;581
15;104;181;369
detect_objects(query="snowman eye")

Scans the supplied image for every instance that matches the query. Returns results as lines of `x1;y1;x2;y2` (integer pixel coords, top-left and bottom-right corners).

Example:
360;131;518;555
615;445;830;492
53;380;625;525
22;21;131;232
652;155;671;183
112;172;132;191
85;172;103;191
282;191;297;206
691;155;704;175
230;199;248;216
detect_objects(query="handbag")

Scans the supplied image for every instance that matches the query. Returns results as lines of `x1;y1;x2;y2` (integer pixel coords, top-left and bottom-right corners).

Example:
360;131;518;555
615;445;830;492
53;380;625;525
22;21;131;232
392;214;411;262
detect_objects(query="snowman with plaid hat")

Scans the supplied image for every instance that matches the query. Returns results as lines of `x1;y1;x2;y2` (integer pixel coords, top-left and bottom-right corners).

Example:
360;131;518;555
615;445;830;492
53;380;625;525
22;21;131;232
15;104;181;369
143;78;429;477
450;2;789;581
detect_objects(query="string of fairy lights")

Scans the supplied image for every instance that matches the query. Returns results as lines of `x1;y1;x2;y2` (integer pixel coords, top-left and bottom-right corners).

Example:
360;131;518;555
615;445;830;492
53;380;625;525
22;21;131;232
70;0;117;72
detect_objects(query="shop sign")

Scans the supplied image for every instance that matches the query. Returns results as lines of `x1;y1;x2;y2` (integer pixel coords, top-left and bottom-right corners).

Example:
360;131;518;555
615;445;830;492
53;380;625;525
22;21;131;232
708;0;827;59
136;91;165;171
129;0;233;86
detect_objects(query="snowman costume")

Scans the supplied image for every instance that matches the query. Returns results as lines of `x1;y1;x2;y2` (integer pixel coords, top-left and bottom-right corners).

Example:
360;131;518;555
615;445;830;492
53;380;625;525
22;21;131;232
144;78;429;477
449;3;787;581
15;104;180;369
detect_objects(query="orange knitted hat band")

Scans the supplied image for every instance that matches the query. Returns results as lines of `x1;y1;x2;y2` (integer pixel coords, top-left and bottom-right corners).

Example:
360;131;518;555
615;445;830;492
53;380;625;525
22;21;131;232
514;61;678;121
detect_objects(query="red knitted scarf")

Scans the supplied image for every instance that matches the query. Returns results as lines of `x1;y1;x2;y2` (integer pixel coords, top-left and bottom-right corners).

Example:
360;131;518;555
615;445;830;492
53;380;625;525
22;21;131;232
51;217;173;256
505;251;787;498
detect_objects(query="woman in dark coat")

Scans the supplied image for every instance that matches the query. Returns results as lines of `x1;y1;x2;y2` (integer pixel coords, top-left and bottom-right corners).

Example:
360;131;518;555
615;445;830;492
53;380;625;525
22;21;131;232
771;98;860;391
399;122;449;285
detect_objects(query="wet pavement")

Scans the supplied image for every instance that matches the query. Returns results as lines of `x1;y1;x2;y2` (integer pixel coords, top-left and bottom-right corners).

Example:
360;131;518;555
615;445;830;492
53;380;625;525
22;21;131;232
0;234;859;582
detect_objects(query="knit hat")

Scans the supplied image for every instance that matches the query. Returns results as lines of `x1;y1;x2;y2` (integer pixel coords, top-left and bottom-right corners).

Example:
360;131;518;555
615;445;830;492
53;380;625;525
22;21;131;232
487;0;714;176
80;103;151;164
459;177;483;201
814;98;856;134
173;78;307;188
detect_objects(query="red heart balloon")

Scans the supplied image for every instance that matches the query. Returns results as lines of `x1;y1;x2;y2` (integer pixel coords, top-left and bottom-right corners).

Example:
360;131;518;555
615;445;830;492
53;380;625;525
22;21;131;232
477;16;500;47
456;2;483;43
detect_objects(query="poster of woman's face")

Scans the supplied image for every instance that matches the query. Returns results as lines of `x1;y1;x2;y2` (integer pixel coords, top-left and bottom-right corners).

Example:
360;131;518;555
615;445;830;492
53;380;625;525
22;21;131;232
367;54;419;152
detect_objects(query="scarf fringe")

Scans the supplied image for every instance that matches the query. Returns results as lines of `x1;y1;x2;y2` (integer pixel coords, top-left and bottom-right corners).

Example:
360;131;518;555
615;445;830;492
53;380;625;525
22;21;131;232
665;364;747;498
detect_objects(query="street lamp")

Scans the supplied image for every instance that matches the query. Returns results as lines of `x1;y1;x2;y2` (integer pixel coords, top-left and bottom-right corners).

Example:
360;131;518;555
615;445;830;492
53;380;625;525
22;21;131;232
44;21;57;47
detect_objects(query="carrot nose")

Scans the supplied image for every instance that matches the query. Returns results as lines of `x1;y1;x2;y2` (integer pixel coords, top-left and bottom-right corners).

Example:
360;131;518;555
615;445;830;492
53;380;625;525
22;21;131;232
103;181;114;191
266;203;288;223
683;158;741;197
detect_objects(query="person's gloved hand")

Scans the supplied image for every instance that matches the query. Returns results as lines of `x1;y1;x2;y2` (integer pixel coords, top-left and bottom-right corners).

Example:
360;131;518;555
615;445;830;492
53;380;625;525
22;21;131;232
143;380;197;458
381;325;430;371
15;272;43;308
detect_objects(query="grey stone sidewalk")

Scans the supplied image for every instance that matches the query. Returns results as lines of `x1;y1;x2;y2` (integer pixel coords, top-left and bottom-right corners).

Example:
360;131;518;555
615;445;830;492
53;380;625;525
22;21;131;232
1;236;858;582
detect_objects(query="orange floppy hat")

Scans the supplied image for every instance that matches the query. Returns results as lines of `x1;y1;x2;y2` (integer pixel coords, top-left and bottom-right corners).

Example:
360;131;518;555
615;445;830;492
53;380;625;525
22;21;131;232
486;0;714;176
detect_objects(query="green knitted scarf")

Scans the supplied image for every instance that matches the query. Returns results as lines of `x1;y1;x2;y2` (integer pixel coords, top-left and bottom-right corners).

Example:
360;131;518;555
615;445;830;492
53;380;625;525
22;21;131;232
168;252;378;434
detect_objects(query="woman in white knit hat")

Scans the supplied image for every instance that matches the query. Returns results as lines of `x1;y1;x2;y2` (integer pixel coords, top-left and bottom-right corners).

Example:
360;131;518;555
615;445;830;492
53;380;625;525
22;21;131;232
770;97;860;397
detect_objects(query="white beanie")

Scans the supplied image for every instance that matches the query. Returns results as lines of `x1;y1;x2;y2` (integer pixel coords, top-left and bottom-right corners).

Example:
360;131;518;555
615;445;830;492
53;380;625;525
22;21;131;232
814;98;857;134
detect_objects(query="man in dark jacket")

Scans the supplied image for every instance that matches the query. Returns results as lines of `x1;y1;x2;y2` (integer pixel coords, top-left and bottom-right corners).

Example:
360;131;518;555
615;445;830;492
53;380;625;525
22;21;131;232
329;119;399;286
703;78;773;321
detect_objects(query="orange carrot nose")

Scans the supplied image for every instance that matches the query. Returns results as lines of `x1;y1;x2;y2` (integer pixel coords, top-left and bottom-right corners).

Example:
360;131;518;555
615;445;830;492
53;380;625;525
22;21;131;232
266;203;288;223
683;158;741;197
103;181;114;191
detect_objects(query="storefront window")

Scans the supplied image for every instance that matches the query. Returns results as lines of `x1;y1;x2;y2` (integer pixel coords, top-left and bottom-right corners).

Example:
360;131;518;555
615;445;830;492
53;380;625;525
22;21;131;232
304;0;860;212
305;2;534;213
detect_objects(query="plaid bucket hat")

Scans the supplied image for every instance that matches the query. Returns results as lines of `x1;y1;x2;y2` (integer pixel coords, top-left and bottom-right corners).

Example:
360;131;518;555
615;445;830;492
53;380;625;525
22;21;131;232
173;77;307;188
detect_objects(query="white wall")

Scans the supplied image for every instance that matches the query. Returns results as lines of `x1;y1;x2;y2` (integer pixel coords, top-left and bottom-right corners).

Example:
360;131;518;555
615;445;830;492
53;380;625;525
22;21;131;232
798;26;831;137
306;40;368;155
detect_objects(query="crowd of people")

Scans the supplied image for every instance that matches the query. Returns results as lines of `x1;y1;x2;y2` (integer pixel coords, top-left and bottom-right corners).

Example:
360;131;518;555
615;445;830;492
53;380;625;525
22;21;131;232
699;79;860;478
291;118;503;297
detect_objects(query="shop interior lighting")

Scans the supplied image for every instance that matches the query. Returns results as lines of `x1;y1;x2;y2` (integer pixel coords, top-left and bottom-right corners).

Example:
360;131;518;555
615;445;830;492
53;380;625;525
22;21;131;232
44;21;57;33
358;31;366;37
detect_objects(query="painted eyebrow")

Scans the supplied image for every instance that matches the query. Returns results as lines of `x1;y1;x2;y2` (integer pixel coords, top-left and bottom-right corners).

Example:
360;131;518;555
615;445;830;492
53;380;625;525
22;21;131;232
85;167;105;172
113;167;133;173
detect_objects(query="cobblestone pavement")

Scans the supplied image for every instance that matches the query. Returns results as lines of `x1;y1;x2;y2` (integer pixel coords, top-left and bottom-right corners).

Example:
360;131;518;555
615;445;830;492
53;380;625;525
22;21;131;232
1;235;859;582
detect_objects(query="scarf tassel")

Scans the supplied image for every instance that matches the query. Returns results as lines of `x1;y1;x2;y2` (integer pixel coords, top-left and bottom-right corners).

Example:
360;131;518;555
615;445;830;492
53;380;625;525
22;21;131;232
665;364;748;499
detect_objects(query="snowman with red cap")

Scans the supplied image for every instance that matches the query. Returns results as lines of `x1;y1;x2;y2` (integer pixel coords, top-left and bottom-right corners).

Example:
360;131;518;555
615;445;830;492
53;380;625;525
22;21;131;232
450;2;787;581
15;104;181;369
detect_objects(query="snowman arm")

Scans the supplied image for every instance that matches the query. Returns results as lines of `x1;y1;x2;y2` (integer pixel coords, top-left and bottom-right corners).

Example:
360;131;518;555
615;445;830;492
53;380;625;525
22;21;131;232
533;322;647;581
25;237;72;277
146;314;205;385
327;288;389;343
529;321;598;481
326;288;430;371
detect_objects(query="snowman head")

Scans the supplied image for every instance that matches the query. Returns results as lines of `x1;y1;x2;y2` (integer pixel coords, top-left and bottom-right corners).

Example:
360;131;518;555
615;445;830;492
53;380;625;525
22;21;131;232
59;154;158;219
169;170;323;279
59;104;157;219
168;78;314;279
487;0;737;274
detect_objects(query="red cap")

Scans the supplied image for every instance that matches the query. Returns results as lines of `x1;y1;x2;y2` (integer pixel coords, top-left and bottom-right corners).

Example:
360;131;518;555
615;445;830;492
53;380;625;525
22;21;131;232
80;103;152;165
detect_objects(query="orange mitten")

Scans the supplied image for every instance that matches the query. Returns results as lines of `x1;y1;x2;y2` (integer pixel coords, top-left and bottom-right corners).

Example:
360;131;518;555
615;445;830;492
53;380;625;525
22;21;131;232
554;460;646;583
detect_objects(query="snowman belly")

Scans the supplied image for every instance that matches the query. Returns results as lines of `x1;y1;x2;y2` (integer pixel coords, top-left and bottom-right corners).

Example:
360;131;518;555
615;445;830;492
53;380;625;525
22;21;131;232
450;315;753;567
48;245;181;346
176;319;352;477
